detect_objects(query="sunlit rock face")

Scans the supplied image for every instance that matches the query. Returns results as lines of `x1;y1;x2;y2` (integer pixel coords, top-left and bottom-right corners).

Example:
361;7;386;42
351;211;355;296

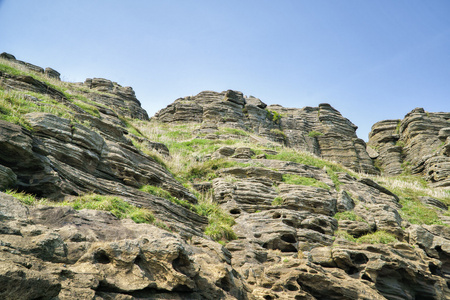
154;90;378;174
369;107;450;187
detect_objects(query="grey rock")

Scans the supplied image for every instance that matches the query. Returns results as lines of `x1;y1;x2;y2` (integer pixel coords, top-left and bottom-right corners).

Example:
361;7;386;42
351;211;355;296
0;165;16;190
44;67;61;80
419;196;448;210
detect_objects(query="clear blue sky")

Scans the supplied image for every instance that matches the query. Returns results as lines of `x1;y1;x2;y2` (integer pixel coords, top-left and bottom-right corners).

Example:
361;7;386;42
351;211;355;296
1;0;449;140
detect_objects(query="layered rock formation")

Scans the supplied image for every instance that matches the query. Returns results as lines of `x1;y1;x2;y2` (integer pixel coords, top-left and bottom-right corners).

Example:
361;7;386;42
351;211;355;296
0;192;251;299
153;90;378;174
1;53;450;299
369;108;450;186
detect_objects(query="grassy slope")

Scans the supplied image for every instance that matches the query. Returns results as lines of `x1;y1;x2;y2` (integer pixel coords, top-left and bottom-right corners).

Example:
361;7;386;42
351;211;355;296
2;59;450;244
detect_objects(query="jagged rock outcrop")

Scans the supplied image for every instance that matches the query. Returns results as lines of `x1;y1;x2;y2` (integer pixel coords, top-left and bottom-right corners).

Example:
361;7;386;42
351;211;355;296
153;90;378;174
369;108;450;186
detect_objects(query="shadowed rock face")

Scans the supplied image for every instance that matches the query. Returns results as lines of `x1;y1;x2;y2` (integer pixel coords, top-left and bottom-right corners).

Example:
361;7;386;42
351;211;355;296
153;90;379;174
369;108;450;186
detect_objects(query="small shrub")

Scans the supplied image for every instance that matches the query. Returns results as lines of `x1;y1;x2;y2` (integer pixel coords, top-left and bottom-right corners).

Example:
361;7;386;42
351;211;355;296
395;140;405;148
272;196;284;206
266;109;282;124
308;131;323;138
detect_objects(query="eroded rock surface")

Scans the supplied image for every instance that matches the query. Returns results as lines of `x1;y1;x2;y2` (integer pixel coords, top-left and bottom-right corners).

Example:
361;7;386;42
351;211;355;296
369;108;450;186
0;193;251;300
153;90;378;174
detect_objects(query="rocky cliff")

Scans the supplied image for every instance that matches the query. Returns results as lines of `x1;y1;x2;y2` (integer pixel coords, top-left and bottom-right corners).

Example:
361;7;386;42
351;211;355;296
368;108;450;187
1;53;450;300
153;90;378;175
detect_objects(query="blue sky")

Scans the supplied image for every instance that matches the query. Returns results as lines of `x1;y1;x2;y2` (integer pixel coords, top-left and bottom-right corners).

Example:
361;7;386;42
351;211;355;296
1;0;449;140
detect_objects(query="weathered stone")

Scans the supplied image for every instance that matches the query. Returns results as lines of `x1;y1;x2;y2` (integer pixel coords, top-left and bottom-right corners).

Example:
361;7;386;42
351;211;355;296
337;190;355;212
211;146;235;159
0;192;29;220
0;165;16;190
338;220;372;238
232;147;255;159
0;52;16;60
369;109;450;185
245;95;267;108
279;184;337;216
45;67;61;80
154;91;379;174
420;196;448;210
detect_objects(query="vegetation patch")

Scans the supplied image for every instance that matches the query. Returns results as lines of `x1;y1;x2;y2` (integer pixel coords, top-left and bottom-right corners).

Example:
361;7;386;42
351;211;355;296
372;175;449;225
0;90;73;130
272;196;284;206
5;190;155;224
216;127;249;136
270;128;286;138
266;109;282;124
335;230;397;244
267;148;357;178
308;131;323;137
140;185;237;243
282;174;330;190
334;211;366;223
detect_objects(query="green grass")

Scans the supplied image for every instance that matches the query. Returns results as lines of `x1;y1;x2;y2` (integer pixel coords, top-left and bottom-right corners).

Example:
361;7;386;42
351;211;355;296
334;211;366;223
140;185;237;243
335;230;397;244
184;159;262;182
216;127;249;136
399;196;444;226
0;90;74;130
373;175;449;226
267;148;357;177
282;174;330;190
266;109;282;124
272;196;284;206
308;131;323;137
270;128;286;138
4;190;155;224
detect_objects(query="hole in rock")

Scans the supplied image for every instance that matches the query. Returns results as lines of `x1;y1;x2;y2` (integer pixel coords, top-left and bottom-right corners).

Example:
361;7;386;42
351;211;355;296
280;244;297;253
346;267;359;275
429;263;441;275
94;250;111;264
282;220;294;227
302;225;325;234
216;276;232;292
361;273;373;282
352;253;369;265
172;253;191;275
272;213;281;219
285;283;299;291
263;295;274;300
230;208;241;215
280;234;297;243
262;283;273;289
